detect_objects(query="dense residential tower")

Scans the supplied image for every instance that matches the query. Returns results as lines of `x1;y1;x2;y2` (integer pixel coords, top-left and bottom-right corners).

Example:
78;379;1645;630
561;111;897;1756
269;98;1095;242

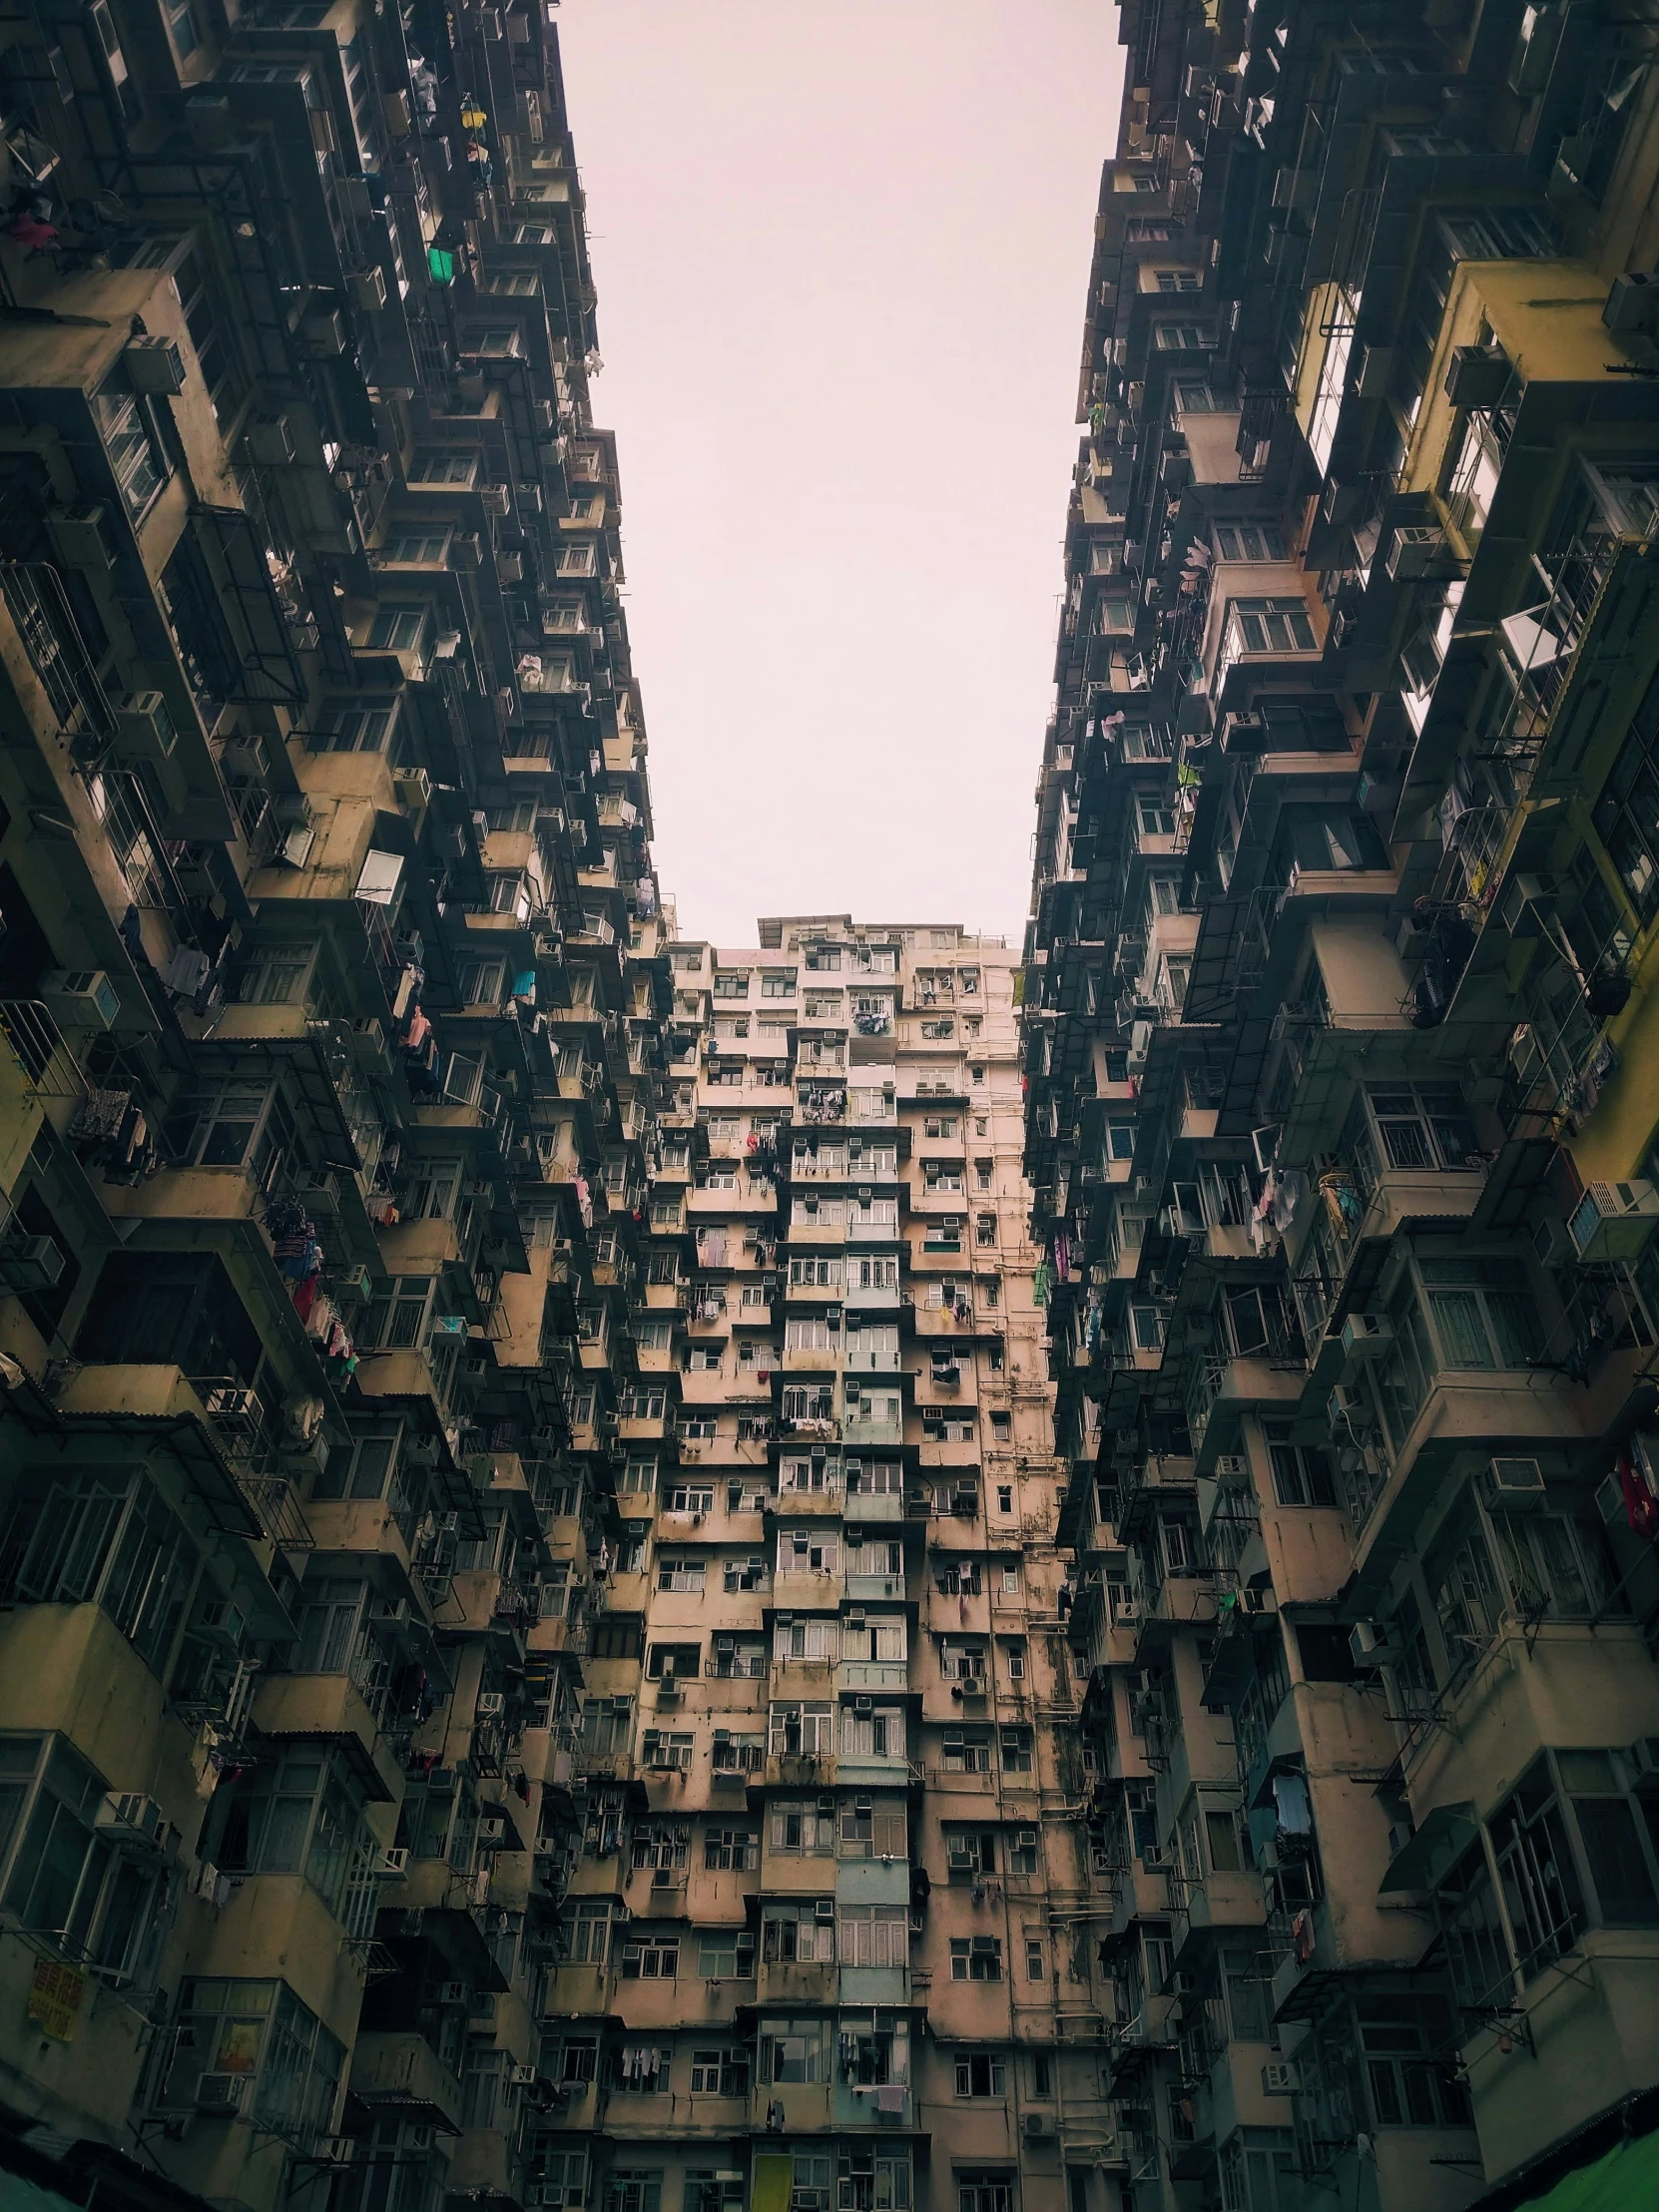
1021;0;1659;2208
531;920;1120;2212
0;10;674;2212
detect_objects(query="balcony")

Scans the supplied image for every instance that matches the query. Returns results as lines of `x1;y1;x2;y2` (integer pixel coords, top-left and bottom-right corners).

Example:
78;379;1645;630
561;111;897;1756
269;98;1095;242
1167;1867;1268;1967
345;2031;464;2134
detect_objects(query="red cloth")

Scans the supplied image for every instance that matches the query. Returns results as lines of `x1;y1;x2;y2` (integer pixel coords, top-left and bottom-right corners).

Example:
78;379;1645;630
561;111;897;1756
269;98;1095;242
1619;1447;1659;1539
291;1276;319;1325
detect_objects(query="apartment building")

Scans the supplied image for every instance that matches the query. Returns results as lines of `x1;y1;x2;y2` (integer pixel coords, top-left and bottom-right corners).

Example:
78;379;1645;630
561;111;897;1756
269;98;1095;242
1019;0;1659;2209
0;8;677;2212
529;919;1121;2212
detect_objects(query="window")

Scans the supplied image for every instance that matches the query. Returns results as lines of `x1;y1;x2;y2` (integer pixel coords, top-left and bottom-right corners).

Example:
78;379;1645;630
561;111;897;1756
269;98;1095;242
763;1903;834;1961
838;1904;908;1966
552;2037;598;2084
841;1706;904;1758
640;1732;695;1772
580;1698;633;1759
210;1747;380;1936
698;1932;757;1975
689;2049;750;2094
1000;1727;1033;1775
711;1729;765;1773
1344;1083;1480;1191
1215;522;1287;561
93;375;170;520
367;603;427;653
657;1556;706;1593
562;1900;613;1963
770;1703;835;1756
379;531;450;567
954;2052;1006;2096
772;1801;835;1854
840;1800;907;1858
703;1828;758;1872
0;1735;169;1982
759;2018;827;2082
605;2175;663;2212
1263;1425;1337;1508
161;1977;343;2139
408;450;477;486
0;1467;198;1677
950;1936;1003;1981
958;2179;1012;2212
619;1936;680;1978
1154;321;1215;350
1226;597;1316;653
943;1731;992;1774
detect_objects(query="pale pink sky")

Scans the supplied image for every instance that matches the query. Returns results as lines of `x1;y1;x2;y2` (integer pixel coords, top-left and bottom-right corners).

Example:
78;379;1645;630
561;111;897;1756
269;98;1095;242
556;1;1122;944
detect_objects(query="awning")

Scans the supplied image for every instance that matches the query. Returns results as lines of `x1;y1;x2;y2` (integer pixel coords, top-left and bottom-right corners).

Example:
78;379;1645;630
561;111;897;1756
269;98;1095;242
1380;1802;1479;1893
1506;2129;1659;2212
0;2173;78;2212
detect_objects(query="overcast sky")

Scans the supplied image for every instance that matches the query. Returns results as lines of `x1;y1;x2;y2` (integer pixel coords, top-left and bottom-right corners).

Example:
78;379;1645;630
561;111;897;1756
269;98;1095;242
556;1;1121;947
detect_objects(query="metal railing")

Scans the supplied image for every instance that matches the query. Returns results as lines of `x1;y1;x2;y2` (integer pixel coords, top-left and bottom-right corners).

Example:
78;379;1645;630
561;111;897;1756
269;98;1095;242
0;1000;85;1099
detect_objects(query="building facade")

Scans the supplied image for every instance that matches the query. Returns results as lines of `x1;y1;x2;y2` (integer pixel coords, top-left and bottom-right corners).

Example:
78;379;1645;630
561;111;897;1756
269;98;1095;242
1019;0;1659;2209
0;7;677;2212
531;920;1109;2212
0;2;1119;2200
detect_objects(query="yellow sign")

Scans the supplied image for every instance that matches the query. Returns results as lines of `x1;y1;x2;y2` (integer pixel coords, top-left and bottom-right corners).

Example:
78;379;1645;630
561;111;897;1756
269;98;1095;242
27;1957;86;2041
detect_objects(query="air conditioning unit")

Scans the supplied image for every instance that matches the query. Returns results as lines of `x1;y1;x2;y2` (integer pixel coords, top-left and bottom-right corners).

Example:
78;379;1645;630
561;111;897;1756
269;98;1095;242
123;333;187;394
479;1815;506;1843
98;1792;171;1848
1024;2113;1049;2139
1262;2061;1298;2095
1114;1597;1142;1627
197;2074;251;2112
196;1599;246;1645
1571;1180;1659;1262
1340;1313;1393;1362
947;1846;978;1873
350;266;388;311
815;1897;836;1921
439;1981;468;2004
1213;1454;1248;1483
480;486;512;517
39;968;120;1032
1385;526;1447;581
0;1237;65;1294
1625;1735;1659;1782
1484;1454;1546;1510
244;412;296;466
1444;344;1509;409
476;1692;506;1718
380;1847;410;1876
394;768;432;813
511;2063;538;2086
958;1676;986;1700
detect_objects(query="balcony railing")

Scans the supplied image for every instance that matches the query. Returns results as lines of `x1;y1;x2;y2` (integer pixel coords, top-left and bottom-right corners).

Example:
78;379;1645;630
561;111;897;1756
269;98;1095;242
0;1001;86;1099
